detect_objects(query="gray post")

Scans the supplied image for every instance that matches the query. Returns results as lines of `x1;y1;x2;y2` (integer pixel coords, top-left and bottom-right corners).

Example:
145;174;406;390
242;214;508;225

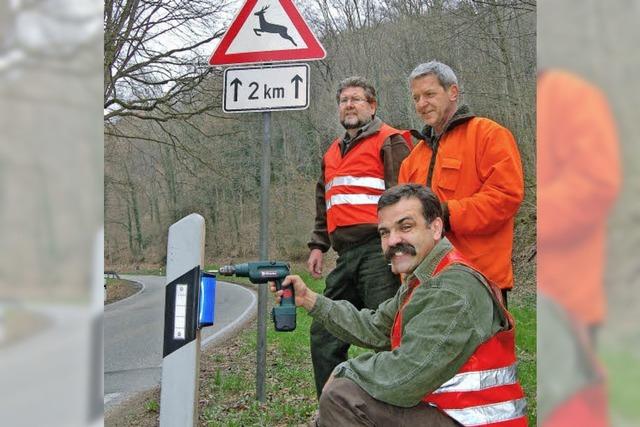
256;111;271;402
160;214;205;427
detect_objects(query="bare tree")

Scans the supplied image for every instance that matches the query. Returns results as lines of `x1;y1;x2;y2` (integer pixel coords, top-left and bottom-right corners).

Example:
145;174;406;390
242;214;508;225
104;0;229;123
104;0;537;272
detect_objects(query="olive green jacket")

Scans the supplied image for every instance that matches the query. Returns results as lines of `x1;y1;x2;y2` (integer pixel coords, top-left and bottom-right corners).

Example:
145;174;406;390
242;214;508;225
309;237;507;407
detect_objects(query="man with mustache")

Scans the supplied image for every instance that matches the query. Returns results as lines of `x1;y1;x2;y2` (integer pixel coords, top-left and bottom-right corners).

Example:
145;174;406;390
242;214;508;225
399;61;524;305
273;184;527;426
307;76;412;397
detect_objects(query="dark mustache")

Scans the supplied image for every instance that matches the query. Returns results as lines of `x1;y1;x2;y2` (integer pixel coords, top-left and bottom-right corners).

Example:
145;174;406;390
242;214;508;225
384;243;417;261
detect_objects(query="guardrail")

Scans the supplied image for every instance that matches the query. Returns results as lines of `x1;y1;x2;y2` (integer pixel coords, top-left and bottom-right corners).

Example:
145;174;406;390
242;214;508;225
104;271;120;280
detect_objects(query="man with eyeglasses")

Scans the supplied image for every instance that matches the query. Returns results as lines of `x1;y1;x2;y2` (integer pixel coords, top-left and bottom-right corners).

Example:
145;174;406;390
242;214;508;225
307;76;413;398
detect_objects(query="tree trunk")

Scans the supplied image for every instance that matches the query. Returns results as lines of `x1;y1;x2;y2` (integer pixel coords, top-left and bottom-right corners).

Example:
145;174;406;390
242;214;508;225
161;146;179;223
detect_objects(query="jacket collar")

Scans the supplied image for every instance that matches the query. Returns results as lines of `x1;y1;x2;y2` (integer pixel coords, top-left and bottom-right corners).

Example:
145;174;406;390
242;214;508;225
410;105;475;149
340;117;384;155
342;117;382;143
406;237;453;285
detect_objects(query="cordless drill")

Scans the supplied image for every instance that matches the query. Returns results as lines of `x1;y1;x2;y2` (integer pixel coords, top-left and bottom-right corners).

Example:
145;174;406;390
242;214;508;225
217;261;295;331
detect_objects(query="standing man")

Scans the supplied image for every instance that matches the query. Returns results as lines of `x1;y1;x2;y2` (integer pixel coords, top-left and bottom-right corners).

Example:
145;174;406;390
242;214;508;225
275;184;527;426
538;70;620;426
399;61;524;303
307;76;412;397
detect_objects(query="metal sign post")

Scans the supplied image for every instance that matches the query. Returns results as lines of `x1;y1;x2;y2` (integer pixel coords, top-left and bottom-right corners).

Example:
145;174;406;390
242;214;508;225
160;214;205;427
209;0;326;404
256;111;271;402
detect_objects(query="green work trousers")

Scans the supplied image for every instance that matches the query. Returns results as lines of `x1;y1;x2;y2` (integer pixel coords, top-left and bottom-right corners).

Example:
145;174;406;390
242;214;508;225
310;237;400;398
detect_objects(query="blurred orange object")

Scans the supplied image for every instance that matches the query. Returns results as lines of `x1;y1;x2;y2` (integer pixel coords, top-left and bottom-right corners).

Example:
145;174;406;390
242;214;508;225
537;70;621;327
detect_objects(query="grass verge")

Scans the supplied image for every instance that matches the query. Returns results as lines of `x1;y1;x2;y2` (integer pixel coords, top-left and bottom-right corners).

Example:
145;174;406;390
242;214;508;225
105;279;142;305
600;349;640;423
511;305;537;426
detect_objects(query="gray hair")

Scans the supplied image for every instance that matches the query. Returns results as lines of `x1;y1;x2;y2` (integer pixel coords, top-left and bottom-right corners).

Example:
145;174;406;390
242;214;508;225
408;61;458;89
336;76;377;104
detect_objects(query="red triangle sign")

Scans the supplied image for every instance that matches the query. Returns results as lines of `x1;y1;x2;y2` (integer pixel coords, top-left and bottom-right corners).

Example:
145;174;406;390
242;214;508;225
209;0;326;65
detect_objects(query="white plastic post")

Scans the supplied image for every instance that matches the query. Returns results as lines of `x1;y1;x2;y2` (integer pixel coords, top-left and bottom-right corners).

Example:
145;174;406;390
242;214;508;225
160;214;205;427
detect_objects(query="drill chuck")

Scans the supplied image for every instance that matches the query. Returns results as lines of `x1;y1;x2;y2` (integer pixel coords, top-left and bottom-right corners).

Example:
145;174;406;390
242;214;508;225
218;264;236;275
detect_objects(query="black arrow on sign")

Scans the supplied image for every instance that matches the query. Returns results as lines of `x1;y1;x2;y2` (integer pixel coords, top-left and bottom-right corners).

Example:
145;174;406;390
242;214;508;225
291;74;303;99
230;77;242;102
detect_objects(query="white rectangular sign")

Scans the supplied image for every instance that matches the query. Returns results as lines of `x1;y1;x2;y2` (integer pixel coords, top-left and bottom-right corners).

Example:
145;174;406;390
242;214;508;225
223;63;309;113
173;284;187;340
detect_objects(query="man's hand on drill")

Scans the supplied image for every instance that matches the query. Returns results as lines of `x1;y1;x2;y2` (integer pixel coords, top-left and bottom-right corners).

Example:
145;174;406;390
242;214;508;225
269;275;318;311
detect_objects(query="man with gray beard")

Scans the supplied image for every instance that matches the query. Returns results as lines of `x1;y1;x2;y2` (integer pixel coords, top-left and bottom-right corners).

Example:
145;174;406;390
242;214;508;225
307;76;412;398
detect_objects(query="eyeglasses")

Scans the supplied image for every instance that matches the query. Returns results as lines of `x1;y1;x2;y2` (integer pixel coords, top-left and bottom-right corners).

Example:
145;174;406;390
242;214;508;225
339;97;368;105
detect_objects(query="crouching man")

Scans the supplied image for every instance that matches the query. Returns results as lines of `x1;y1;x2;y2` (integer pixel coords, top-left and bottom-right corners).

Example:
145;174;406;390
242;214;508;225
271;184;527;426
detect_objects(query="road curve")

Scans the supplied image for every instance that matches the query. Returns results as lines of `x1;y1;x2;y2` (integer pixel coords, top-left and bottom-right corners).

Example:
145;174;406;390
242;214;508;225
104;275;256;410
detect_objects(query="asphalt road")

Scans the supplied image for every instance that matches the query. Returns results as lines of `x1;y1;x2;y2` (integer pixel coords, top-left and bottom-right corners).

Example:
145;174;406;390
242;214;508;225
104;275;256;410
0;303;104;427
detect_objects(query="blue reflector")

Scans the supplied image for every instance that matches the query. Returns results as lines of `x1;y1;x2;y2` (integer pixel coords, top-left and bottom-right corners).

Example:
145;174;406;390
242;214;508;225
198;272;216;328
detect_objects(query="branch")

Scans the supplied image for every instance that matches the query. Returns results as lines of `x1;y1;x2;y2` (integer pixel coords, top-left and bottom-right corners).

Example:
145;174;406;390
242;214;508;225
104;0;229;123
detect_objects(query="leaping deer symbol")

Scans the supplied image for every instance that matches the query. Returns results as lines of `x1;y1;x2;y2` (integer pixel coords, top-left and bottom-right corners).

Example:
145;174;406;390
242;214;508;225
253;5;297;46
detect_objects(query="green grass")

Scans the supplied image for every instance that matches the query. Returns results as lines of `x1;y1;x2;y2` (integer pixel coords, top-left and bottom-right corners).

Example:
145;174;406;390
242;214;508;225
511;304;537;426
600;349;640;423
200;268;537;426
144;399;160;413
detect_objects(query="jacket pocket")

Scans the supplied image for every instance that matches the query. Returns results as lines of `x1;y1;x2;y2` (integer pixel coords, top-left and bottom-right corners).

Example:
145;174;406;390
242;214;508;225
437;158;462;191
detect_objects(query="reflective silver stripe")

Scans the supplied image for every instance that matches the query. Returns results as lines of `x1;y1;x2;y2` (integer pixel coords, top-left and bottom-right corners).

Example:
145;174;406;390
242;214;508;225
433;363;517;393
325;176;386;192
326;194;380;210
444;398;527;426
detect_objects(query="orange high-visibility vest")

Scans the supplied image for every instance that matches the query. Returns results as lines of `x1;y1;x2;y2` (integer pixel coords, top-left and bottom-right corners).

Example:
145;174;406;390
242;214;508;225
324;124;412;233
543;383;608;427
391;250;527;426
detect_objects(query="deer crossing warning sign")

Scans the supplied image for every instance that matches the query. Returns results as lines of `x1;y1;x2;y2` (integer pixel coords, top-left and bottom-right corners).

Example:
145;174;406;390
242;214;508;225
209;0;326;65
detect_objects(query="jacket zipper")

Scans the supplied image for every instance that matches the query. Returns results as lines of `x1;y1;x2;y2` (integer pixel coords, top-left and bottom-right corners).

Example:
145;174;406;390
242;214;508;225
426;136;440;187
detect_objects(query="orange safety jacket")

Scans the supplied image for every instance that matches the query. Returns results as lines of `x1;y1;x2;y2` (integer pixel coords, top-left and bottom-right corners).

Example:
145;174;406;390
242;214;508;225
324;124;412;233
537;70;621;326
391;249;527;426
398;116;523;289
